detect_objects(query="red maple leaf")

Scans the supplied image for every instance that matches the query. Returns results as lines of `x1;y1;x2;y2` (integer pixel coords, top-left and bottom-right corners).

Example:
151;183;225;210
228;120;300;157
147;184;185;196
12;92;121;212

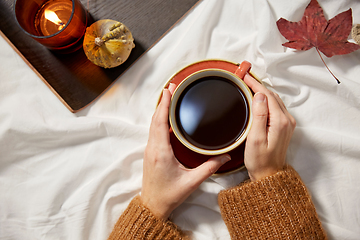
276;0;360;84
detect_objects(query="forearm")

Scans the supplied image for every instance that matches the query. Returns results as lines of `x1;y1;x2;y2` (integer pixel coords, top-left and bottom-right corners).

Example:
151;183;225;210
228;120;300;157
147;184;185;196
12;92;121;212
218;165;327;239
107;196;189;240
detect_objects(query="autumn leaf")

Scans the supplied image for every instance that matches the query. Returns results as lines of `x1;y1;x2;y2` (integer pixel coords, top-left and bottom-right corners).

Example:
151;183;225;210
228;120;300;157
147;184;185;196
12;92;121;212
276;0;360;84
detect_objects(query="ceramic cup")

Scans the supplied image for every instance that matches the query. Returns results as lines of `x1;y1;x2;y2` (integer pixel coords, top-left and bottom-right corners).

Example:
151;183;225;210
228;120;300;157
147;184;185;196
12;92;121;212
169;61;253;155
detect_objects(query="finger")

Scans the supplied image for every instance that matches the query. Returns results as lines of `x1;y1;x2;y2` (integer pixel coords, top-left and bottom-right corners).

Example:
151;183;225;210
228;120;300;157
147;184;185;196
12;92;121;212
149;88;172;142
244;73;266;94
244;73;289;115
247;92;269;145
168;83;176;95
244;74;296;143
244;74;282;108
266;90;296;128
155;88;172;124
243;73;286;121
270;93;289;119
271;93;296;127
190;154;231;185
271;92;288;114
153;83;175;122
244;74;282;112
273;93;286;109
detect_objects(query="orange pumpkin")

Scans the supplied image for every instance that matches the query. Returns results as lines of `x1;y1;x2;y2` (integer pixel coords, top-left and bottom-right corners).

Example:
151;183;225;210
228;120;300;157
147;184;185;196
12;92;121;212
83;19;135;68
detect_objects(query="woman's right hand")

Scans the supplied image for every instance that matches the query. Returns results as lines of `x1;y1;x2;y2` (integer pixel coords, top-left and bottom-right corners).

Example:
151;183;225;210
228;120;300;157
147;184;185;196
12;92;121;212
140;84;231;220
243;74;296;181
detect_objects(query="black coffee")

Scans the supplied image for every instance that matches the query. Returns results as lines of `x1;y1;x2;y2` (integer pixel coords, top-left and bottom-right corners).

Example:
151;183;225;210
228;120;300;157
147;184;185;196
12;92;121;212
175;76;249;150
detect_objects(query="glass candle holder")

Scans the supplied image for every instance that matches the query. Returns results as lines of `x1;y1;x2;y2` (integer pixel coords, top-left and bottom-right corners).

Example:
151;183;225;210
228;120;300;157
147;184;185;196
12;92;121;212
15;0;88;53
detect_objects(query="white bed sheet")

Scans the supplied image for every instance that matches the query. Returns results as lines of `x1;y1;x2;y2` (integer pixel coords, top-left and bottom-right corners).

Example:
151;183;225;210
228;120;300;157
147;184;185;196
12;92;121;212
1;0;360;239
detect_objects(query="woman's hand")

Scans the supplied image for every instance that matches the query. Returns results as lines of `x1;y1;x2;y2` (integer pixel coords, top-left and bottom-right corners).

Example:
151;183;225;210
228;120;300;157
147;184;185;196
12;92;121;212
243;74;296;181
140;83;231;220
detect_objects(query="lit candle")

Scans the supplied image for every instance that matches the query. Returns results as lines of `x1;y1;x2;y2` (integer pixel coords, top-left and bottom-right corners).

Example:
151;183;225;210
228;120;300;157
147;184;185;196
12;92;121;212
35;0;72;36
44;10;66;32
15;0;88;53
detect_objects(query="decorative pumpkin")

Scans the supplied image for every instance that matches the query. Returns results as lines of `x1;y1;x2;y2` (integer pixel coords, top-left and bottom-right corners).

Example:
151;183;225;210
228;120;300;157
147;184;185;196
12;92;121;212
83;19;135;68
352;24;360;46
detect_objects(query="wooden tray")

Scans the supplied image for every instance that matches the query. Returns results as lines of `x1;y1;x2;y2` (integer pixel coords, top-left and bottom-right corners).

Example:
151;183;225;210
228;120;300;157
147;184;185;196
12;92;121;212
0;0;200;112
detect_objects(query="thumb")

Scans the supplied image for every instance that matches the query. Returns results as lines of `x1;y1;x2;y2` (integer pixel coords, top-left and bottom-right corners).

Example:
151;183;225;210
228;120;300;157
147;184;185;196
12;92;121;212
248;92;268;144
190;154;231;185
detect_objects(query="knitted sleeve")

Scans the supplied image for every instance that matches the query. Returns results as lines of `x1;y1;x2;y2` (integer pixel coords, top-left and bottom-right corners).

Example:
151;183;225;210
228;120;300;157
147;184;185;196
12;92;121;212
107;195;189;240
218;166;327;240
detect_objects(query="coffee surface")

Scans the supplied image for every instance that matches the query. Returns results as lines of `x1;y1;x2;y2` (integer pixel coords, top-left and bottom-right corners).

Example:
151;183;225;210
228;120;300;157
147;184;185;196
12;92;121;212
176;76;249;150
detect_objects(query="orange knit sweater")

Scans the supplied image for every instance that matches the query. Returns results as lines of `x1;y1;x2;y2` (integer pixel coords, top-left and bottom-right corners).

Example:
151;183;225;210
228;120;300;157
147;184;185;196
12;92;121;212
108;166;327;239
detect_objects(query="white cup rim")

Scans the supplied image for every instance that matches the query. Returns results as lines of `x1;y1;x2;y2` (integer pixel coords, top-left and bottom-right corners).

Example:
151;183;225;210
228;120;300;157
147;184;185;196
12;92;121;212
169;69;253;155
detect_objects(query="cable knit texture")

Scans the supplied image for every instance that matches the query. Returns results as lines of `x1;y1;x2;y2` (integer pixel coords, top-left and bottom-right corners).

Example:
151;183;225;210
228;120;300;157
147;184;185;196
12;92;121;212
108;166;327;239
107;195;189;240
218;165;327;240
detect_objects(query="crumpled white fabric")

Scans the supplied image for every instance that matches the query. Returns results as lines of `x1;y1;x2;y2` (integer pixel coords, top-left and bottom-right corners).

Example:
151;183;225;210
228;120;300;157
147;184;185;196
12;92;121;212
1;0;360;239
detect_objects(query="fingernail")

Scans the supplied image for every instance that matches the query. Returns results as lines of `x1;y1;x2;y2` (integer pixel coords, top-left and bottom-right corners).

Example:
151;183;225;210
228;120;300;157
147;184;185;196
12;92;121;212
254;92;266;102
162;88;169;99
221;155;232;164
168;83;176;92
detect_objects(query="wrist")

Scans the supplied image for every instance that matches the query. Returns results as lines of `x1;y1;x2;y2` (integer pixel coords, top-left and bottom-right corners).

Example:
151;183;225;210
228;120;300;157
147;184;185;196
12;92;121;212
140;195;171;220
248;168;282;182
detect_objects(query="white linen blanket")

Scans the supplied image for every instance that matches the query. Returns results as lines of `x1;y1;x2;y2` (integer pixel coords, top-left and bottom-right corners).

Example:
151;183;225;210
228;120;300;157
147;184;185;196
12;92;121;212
1;0;360;239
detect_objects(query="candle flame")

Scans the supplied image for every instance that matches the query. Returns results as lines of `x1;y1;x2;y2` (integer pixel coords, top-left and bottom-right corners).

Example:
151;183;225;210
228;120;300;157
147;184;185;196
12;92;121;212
45;10;65;30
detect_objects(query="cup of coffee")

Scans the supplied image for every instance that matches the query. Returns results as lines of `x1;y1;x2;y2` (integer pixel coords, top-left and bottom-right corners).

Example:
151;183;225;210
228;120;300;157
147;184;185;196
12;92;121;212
169;61;253;155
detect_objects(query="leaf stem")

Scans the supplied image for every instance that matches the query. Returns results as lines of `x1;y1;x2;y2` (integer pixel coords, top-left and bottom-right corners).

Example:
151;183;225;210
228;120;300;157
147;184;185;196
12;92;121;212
315;48;340;84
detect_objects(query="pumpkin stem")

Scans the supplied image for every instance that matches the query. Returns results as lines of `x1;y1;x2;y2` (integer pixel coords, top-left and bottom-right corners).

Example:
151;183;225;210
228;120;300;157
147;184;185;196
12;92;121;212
95;37;104;47
101;23;125;43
